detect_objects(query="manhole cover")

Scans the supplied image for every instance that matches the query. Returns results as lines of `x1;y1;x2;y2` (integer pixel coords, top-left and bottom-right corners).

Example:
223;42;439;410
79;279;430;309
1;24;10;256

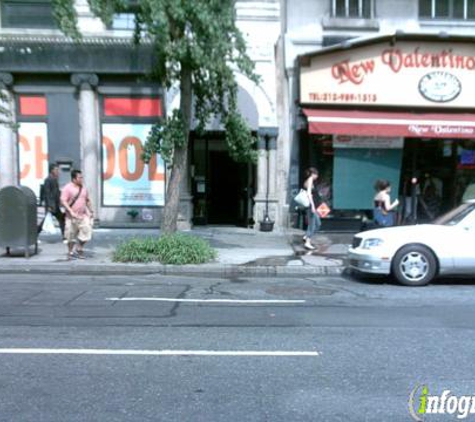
266;286;335;296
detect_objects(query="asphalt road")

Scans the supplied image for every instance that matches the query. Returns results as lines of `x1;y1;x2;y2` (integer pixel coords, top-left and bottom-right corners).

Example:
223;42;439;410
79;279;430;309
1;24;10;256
0;272;474;422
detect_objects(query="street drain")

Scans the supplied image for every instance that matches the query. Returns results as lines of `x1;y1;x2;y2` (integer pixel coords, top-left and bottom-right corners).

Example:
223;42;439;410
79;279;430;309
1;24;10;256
266;286;336;296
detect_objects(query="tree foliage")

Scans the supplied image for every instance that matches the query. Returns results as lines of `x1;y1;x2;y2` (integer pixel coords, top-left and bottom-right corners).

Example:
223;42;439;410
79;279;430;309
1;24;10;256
53;0;259;231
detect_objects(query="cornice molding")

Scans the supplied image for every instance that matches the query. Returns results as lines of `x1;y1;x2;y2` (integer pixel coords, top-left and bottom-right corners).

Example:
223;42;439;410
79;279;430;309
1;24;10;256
0;34;152;46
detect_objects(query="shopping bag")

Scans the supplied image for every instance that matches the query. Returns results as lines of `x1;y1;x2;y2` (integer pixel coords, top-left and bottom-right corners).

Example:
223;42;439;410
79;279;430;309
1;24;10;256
294;189;310;208
43;212;59;235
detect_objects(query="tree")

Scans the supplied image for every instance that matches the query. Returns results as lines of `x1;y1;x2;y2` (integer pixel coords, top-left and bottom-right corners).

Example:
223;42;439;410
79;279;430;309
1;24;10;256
53;0;259;233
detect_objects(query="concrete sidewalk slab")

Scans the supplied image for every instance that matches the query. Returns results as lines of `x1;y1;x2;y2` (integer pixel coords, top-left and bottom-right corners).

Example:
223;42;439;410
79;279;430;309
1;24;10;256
0;227;351;277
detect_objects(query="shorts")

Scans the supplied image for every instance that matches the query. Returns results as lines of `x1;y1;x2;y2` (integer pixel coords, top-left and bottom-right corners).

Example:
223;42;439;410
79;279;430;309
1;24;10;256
65;216;93;243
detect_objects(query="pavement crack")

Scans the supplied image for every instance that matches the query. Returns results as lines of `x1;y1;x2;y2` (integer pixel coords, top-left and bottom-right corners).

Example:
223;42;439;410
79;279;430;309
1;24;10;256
203;281;223;296
109;290;129;306
62;291;88;306
20;290;44;305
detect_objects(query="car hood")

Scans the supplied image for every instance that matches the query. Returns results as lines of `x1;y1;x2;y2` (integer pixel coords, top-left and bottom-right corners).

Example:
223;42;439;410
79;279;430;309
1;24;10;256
355;224;452;241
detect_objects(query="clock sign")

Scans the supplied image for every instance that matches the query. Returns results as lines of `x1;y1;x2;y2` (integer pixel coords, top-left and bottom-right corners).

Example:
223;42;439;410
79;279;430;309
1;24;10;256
418;71;462;103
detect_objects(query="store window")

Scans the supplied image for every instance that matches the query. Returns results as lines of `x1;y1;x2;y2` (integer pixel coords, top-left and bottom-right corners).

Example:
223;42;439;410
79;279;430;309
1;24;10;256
17;95;49;199
1;0;57;29
110;13;136;31
332;0;373;18
419;0;475;20
100;96;166;207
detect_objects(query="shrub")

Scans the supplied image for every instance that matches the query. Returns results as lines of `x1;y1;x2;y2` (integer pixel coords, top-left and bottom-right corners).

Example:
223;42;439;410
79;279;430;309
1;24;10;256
112;233;217;265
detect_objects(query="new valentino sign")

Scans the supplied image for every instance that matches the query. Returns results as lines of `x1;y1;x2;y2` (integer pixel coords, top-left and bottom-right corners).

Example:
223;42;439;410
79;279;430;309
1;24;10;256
300;40;475;108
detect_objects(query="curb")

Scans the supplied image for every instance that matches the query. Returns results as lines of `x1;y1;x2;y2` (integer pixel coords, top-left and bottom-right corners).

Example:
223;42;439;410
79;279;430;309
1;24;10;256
0;263;346;277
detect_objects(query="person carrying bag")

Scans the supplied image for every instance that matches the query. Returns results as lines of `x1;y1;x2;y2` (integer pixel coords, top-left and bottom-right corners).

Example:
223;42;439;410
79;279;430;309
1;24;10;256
373;179;399;227
301;167;321;250
61;169;94;260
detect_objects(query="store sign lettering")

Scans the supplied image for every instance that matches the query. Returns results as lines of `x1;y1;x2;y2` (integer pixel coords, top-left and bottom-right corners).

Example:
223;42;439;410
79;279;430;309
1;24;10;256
331;46;475;85
382;47;475;73
408;125;475;136
102;136;164;182
18;134;48;180
331;59;375;84
101;123;165;207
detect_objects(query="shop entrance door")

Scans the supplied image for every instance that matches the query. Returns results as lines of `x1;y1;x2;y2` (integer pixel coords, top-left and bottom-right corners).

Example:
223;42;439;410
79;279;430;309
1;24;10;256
207;151;239;224
192;137;255;226
400;138;458;223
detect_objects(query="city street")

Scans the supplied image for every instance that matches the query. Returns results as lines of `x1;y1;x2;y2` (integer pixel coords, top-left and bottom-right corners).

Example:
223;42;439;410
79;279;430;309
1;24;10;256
0;273;474;421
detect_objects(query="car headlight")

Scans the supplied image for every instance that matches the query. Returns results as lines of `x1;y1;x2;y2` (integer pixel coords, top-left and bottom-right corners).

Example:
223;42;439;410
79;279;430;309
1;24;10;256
361;238;384;249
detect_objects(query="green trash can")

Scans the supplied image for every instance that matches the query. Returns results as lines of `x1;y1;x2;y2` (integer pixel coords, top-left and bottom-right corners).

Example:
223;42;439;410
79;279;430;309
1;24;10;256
0;185;38;257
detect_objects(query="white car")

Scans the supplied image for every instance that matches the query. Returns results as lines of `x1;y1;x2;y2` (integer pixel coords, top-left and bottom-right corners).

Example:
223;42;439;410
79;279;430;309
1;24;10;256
348;201;475;286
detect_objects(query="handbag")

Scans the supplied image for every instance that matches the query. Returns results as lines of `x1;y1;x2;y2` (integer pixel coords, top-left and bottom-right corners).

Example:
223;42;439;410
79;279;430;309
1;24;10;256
294;189;310;208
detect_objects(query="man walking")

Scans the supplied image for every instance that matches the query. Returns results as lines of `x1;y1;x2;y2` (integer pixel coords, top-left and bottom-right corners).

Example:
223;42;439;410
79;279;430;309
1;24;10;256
61;169;94;260
38;163;65;237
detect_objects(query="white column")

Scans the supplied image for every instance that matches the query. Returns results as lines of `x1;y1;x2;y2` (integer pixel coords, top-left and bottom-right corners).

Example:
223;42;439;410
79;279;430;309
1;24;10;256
255;135;268;199
177;143;193;230
265;134;279;224
71;74;100;214
253;135;268;226
267;136;277;197
0;73;17;188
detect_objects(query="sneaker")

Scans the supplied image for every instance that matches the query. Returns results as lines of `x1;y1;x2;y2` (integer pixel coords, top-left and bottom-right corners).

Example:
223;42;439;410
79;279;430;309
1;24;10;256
304;240;315;250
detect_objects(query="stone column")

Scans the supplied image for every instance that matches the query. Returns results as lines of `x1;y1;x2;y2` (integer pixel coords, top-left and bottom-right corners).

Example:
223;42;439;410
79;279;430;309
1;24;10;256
0;73;16;188
177;142;193;230
268;136;277;197
71;73;100;215
266;135;279;224
253;135;268;227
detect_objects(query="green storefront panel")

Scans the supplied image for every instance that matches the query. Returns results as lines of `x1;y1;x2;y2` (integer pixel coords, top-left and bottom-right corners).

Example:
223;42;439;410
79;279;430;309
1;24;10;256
333;148;402;210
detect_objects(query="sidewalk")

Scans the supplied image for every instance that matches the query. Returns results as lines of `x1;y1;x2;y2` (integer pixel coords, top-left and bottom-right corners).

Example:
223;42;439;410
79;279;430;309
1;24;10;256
0;226;353;277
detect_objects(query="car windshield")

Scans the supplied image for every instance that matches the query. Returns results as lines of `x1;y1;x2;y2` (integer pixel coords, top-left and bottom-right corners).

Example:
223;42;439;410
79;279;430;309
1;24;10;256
433;202;475;226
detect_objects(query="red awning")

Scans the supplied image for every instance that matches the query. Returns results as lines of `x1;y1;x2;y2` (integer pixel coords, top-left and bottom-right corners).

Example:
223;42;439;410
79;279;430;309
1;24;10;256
303;109;475;139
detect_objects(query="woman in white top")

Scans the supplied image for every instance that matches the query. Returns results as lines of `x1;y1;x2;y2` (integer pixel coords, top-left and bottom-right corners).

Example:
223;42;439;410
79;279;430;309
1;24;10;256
303;167;321;250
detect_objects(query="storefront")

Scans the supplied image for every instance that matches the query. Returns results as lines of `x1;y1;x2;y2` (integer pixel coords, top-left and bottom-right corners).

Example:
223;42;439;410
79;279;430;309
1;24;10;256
298;33;475;227
0;35;165;226
0;35;279;229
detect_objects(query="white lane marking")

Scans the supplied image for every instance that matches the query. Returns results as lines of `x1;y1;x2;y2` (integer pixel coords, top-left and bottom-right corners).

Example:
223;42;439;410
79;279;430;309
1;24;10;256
0;348;319;357
106;297;306;304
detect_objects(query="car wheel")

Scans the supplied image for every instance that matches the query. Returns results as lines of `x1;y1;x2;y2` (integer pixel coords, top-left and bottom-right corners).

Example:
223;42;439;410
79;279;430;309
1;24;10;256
392;245;437;286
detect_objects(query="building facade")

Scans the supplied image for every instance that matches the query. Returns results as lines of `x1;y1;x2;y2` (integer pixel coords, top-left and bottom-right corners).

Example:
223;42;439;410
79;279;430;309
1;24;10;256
279;0;475;229
0;0;280;229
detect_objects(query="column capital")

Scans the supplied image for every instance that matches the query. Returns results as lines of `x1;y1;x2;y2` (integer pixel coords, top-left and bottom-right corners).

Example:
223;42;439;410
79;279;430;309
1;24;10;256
258;127;278;139
267;137;277;150
257;136;267;150
71;73;99;90
257;127;278;150
0;73;14;89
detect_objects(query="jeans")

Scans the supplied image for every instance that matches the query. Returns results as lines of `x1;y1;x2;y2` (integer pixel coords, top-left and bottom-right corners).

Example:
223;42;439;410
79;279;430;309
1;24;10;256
373;207;395;227
305;208;321;238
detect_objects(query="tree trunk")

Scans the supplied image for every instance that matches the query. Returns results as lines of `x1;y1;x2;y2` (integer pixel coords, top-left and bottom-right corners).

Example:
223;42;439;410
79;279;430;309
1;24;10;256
161;65;193;233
